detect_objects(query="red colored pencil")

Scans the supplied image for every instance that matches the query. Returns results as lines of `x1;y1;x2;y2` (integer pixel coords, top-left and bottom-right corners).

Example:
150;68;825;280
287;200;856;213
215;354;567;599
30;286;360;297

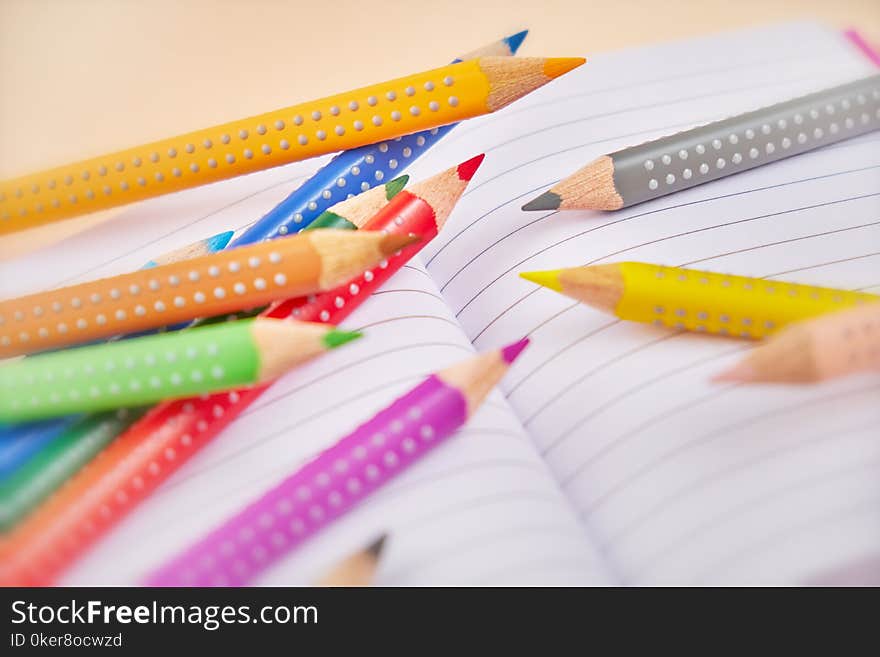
0;155;484;586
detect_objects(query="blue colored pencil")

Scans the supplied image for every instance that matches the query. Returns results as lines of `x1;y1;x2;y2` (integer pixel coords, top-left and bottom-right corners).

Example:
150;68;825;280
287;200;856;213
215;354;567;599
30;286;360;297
231;30;528;244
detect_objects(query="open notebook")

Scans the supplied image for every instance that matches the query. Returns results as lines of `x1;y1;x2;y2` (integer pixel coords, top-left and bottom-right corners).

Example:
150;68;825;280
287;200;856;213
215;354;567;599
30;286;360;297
2;21;878;585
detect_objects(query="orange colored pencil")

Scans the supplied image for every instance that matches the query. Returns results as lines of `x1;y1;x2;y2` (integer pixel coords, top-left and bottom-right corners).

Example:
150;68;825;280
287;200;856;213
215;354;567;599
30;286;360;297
0;230;417;357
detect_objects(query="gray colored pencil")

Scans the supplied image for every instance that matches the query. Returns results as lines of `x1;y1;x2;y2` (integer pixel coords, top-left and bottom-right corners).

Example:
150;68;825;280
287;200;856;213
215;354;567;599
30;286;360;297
523;74;880;212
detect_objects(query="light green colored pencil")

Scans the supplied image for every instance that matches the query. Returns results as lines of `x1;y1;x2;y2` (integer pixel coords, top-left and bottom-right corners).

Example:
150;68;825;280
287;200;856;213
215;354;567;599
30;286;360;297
0;318;360;422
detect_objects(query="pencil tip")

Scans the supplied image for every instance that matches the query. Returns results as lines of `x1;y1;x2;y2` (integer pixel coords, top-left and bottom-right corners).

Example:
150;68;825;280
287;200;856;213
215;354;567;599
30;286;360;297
380;232;422;255
323;329;363;349
519;269;563;292
457;154;485;181
385;175;409;200
522;190;561;211
543;57;586;80
504;29;529;54
208;230;235;252
501;337;530;364
365;533;388;559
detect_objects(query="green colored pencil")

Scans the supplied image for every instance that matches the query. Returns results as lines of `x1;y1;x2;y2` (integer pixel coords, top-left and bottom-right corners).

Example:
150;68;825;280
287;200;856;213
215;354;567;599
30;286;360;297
0;318;360;422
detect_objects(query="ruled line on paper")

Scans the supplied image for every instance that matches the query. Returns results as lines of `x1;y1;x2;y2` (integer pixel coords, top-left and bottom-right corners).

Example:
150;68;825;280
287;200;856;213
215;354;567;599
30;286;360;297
407;24;880;584
457;69;848;196
542;343;748;453
437;154;880;292
572;382;880;511
51;172;313;288
629;450;880;582
524;240;880;443
752;252;880;279
434;46;847;149
465;187;880;339
29;21;877;586
383;520;591;583
610;420;880;559
693;493;880;584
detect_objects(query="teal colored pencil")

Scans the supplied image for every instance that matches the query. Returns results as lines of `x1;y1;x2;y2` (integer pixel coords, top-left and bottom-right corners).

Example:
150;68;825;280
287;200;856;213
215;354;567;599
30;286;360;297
0;318;360;422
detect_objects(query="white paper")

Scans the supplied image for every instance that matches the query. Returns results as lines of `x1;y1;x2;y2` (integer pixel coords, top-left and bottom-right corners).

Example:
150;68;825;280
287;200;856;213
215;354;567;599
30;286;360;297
3;20;877;585
412;21;880;584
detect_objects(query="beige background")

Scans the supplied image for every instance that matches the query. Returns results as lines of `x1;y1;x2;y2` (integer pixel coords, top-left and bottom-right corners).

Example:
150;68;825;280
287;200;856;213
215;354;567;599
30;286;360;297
1;0;878;255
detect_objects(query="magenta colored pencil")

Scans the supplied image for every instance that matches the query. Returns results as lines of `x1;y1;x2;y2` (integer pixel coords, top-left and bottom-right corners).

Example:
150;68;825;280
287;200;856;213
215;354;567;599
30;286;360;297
144;338;529;586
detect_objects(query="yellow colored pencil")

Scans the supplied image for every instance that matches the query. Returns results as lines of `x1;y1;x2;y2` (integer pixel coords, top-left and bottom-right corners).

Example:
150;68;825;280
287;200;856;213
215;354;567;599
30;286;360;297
520;262;878;338
0;57;584;234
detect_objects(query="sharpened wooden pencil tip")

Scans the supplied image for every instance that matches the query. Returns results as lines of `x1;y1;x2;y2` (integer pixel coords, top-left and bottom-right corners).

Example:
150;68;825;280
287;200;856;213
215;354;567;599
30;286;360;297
549;156;624;211
543;57;586;79
380;232;422;255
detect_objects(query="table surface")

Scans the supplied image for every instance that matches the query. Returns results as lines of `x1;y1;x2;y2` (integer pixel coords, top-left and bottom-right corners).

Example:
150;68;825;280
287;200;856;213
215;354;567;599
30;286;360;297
1;0;878;256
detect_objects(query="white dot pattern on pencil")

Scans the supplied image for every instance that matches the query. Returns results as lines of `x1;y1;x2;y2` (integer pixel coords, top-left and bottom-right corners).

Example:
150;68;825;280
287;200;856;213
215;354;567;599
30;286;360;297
0;60;469;230
0;329;254;417
623;77;880;203
147;373;460;586
638;263;873;338
0;240;310;353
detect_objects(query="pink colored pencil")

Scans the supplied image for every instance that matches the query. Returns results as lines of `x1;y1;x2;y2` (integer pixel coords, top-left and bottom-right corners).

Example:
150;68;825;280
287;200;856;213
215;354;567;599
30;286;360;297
144;338;529;586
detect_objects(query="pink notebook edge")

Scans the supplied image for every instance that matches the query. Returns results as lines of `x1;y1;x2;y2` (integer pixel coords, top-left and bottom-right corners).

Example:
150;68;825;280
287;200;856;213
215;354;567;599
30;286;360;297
844;28;880;68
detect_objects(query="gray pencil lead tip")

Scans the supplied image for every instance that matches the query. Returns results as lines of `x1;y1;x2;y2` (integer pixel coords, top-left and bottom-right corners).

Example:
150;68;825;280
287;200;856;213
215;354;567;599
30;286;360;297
365;533;388;559
522;190;561;211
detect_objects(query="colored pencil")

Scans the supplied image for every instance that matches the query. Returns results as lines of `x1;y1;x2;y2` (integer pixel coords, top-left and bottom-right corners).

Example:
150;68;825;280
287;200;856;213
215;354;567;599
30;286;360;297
0;155;483;586
520;262;878;338
315;535;387;587
714;302;880;383
522;74;880;212
0;230;418;357
278;155;484;323
0;54;582;233
306;175;409;231
0;319;362;422
0;175;409;524
0;230;234;479
144;339;529;586
0;409;146;531
237;30;526;241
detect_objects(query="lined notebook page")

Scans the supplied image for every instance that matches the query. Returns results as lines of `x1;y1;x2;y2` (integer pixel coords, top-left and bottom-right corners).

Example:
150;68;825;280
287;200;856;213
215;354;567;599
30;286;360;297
0;150;609;584
410;22;880;584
